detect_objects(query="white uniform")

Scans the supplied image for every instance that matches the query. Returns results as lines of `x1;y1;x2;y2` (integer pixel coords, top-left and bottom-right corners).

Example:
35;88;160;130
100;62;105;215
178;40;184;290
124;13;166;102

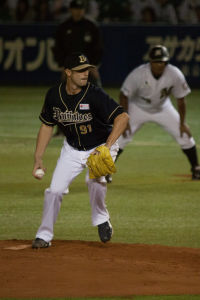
36;140;119;243
118;63;195;150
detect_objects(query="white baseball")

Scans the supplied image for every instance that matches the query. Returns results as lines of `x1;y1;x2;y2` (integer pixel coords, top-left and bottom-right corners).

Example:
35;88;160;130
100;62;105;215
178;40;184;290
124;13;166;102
35;168;45;178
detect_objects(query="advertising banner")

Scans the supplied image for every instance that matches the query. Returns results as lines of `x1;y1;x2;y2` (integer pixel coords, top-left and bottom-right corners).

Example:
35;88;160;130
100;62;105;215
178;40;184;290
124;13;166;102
0;24;199;87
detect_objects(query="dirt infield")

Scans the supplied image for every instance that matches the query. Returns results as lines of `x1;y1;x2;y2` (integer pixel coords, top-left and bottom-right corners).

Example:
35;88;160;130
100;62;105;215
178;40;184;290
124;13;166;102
0;240;200;298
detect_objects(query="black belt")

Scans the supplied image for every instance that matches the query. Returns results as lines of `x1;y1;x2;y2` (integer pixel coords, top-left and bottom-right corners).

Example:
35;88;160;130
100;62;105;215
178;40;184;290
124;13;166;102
69;142;103;151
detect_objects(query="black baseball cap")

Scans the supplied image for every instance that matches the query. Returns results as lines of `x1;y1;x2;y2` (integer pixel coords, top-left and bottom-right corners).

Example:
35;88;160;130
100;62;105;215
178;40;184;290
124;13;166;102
70;0;86;8
64;52;95;71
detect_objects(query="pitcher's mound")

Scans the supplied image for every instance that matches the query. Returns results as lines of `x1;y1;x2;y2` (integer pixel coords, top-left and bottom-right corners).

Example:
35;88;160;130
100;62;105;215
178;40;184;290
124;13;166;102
0;240;200;298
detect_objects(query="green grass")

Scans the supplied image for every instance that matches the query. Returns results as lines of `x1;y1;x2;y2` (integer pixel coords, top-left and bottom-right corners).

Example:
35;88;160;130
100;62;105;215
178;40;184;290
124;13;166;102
0;86;200;299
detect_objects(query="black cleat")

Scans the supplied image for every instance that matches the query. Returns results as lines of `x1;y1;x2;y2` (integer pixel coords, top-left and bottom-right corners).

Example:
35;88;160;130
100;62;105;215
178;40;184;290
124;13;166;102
32;238;51;249
98;221;113;243
191;166;200;180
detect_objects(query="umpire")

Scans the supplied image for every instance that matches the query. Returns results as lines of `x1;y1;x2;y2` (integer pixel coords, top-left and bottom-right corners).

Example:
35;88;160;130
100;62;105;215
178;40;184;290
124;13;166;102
53;0;103;87
32;52;129;249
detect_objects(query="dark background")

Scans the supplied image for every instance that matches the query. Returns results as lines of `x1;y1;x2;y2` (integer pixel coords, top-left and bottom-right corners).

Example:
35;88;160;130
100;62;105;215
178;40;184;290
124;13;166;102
1;23;199;87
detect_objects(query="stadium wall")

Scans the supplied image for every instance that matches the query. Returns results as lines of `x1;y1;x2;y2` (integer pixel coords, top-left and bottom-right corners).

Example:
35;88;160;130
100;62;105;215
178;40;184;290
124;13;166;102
0;24;199;87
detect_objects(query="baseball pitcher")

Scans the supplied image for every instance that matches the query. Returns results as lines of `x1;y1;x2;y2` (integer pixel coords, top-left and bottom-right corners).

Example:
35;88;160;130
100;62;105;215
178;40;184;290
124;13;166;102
32;52;129;248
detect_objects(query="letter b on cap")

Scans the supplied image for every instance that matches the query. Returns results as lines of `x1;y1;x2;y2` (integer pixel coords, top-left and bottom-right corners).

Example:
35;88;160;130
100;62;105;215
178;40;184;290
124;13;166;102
79;55;87;63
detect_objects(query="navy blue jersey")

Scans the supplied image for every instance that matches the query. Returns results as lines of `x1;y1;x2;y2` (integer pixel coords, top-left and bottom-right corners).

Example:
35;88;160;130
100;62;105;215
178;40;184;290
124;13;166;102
40;82;124;150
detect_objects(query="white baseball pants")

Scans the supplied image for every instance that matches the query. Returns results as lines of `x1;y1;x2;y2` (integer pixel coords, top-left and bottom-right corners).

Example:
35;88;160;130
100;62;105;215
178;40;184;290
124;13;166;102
35;139;119;243
118;102;195;150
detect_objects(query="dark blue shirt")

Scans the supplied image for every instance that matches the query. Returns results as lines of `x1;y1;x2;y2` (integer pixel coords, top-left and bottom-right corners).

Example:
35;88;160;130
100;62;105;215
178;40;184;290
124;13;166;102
40;82;124;150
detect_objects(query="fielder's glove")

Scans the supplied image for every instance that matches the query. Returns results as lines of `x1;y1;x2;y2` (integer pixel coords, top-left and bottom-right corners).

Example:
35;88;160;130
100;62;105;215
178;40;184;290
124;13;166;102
87;145;116;179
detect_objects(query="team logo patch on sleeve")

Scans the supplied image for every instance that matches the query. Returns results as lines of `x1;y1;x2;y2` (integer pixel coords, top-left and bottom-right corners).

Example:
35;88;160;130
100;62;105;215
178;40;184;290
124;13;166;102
80;103;90;110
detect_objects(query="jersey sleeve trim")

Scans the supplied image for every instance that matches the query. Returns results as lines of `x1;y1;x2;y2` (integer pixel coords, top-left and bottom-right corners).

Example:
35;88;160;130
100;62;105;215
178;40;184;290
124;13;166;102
39;114;55;126
175;90;191;99
107;106;122;122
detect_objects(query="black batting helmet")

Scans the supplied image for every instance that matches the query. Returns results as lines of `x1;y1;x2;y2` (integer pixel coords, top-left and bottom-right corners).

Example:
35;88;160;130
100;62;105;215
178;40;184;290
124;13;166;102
149;45;169;62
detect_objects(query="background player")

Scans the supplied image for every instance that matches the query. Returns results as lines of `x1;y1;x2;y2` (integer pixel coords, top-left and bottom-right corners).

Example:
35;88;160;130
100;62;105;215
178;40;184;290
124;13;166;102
32;52;129;249
53;0;103;87
115;45;200;180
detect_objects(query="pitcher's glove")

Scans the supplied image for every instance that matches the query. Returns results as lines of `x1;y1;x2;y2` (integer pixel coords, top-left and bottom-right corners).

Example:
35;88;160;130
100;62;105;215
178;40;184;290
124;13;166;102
87;145;116;179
